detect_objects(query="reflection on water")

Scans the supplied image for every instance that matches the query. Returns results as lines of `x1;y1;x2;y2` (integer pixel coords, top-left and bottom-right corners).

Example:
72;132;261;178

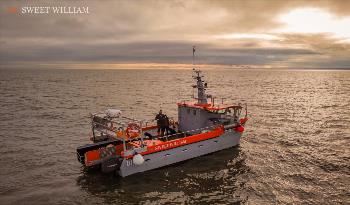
76;147;247;204
0;68;349;204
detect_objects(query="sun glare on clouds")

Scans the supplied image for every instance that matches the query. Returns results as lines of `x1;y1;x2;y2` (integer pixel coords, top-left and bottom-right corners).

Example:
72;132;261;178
214;8;350;43
276;8;350;41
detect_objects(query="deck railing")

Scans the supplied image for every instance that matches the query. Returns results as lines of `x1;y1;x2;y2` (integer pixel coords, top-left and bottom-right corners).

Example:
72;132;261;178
152;124;220;141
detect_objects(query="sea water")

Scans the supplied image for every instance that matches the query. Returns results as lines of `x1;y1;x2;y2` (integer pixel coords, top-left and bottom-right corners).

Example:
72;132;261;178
0;68;349;204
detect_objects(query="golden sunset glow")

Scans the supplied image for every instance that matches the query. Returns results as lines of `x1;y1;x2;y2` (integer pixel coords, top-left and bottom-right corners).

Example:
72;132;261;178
277;8;350;40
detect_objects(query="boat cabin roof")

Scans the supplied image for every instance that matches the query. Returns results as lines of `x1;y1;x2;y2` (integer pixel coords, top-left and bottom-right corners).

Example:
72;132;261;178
177;102;242;111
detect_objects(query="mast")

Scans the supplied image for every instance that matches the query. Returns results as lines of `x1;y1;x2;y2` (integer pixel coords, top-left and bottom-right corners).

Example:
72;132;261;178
192;46;208;104
192;45;196;69
193;70;208;104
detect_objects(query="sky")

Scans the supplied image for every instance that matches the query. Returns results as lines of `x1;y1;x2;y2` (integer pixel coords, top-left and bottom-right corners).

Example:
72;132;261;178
0;0;350;69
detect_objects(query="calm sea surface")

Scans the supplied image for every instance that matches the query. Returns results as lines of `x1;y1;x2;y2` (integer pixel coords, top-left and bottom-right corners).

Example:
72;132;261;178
0;68;349;204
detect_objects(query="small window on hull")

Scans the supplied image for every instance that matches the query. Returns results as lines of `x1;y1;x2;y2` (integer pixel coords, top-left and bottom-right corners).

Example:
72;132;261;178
198;145;203;148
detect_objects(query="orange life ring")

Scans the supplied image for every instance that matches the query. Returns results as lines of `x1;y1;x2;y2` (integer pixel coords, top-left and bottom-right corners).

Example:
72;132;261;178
126;123;141;138
116;127;124;138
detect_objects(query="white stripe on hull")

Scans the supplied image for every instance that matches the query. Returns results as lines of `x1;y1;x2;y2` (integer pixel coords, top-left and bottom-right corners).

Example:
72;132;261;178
118;131;241;177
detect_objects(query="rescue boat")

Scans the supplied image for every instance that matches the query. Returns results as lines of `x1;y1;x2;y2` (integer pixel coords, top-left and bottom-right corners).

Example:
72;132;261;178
76;49;248;177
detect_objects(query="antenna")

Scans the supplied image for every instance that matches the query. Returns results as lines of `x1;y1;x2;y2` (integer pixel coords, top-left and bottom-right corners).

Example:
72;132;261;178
192;45;196;69
191;46;208;105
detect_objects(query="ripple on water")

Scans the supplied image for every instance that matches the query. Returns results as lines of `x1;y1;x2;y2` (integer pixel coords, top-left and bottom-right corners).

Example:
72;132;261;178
0;69;349;204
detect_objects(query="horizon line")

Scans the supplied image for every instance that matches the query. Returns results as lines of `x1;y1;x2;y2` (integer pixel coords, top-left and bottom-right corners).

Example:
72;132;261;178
0;62;349;70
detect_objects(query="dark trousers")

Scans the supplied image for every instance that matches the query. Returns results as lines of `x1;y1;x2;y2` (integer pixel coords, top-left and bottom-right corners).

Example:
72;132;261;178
160;126;166;136
158;126;171;136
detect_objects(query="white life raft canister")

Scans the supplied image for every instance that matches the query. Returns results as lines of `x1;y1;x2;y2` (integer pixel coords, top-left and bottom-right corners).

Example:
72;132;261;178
106;109;122;118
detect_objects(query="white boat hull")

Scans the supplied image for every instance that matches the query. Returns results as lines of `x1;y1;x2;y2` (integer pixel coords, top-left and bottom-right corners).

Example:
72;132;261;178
118;131;241;177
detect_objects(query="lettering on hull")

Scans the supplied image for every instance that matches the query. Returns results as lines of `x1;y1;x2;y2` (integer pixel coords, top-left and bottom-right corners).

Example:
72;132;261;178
154;140;187;151
123;127;224;159
126;159;133;167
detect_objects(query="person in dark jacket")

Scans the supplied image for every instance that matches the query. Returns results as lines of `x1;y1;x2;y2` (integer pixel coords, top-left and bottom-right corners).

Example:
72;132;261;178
163;114;170;135
155;110;165;136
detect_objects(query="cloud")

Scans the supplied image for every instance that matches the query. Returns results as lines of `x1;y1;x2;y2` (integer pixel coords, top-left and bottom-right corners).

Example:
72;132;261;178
0;40;319;66
275;33;350;68
0;0;349;68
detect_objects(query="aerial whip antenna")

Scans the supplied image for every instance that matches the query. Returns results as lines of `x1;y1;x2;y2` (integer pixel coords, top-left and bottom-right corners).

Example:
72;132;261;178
192;45;196;69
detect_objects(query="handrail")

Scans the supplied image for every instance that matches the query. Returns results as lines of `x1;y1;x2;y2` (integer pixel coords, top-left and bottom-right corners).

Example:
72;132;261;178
91;114;176;130
90;111;232;143
153;124;220;141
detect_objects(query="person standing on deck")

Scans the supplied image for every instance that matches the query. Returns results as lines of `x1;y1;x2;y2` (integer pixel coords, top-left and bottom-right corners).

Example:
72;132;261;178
164;114;170;135
155;110;164;135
